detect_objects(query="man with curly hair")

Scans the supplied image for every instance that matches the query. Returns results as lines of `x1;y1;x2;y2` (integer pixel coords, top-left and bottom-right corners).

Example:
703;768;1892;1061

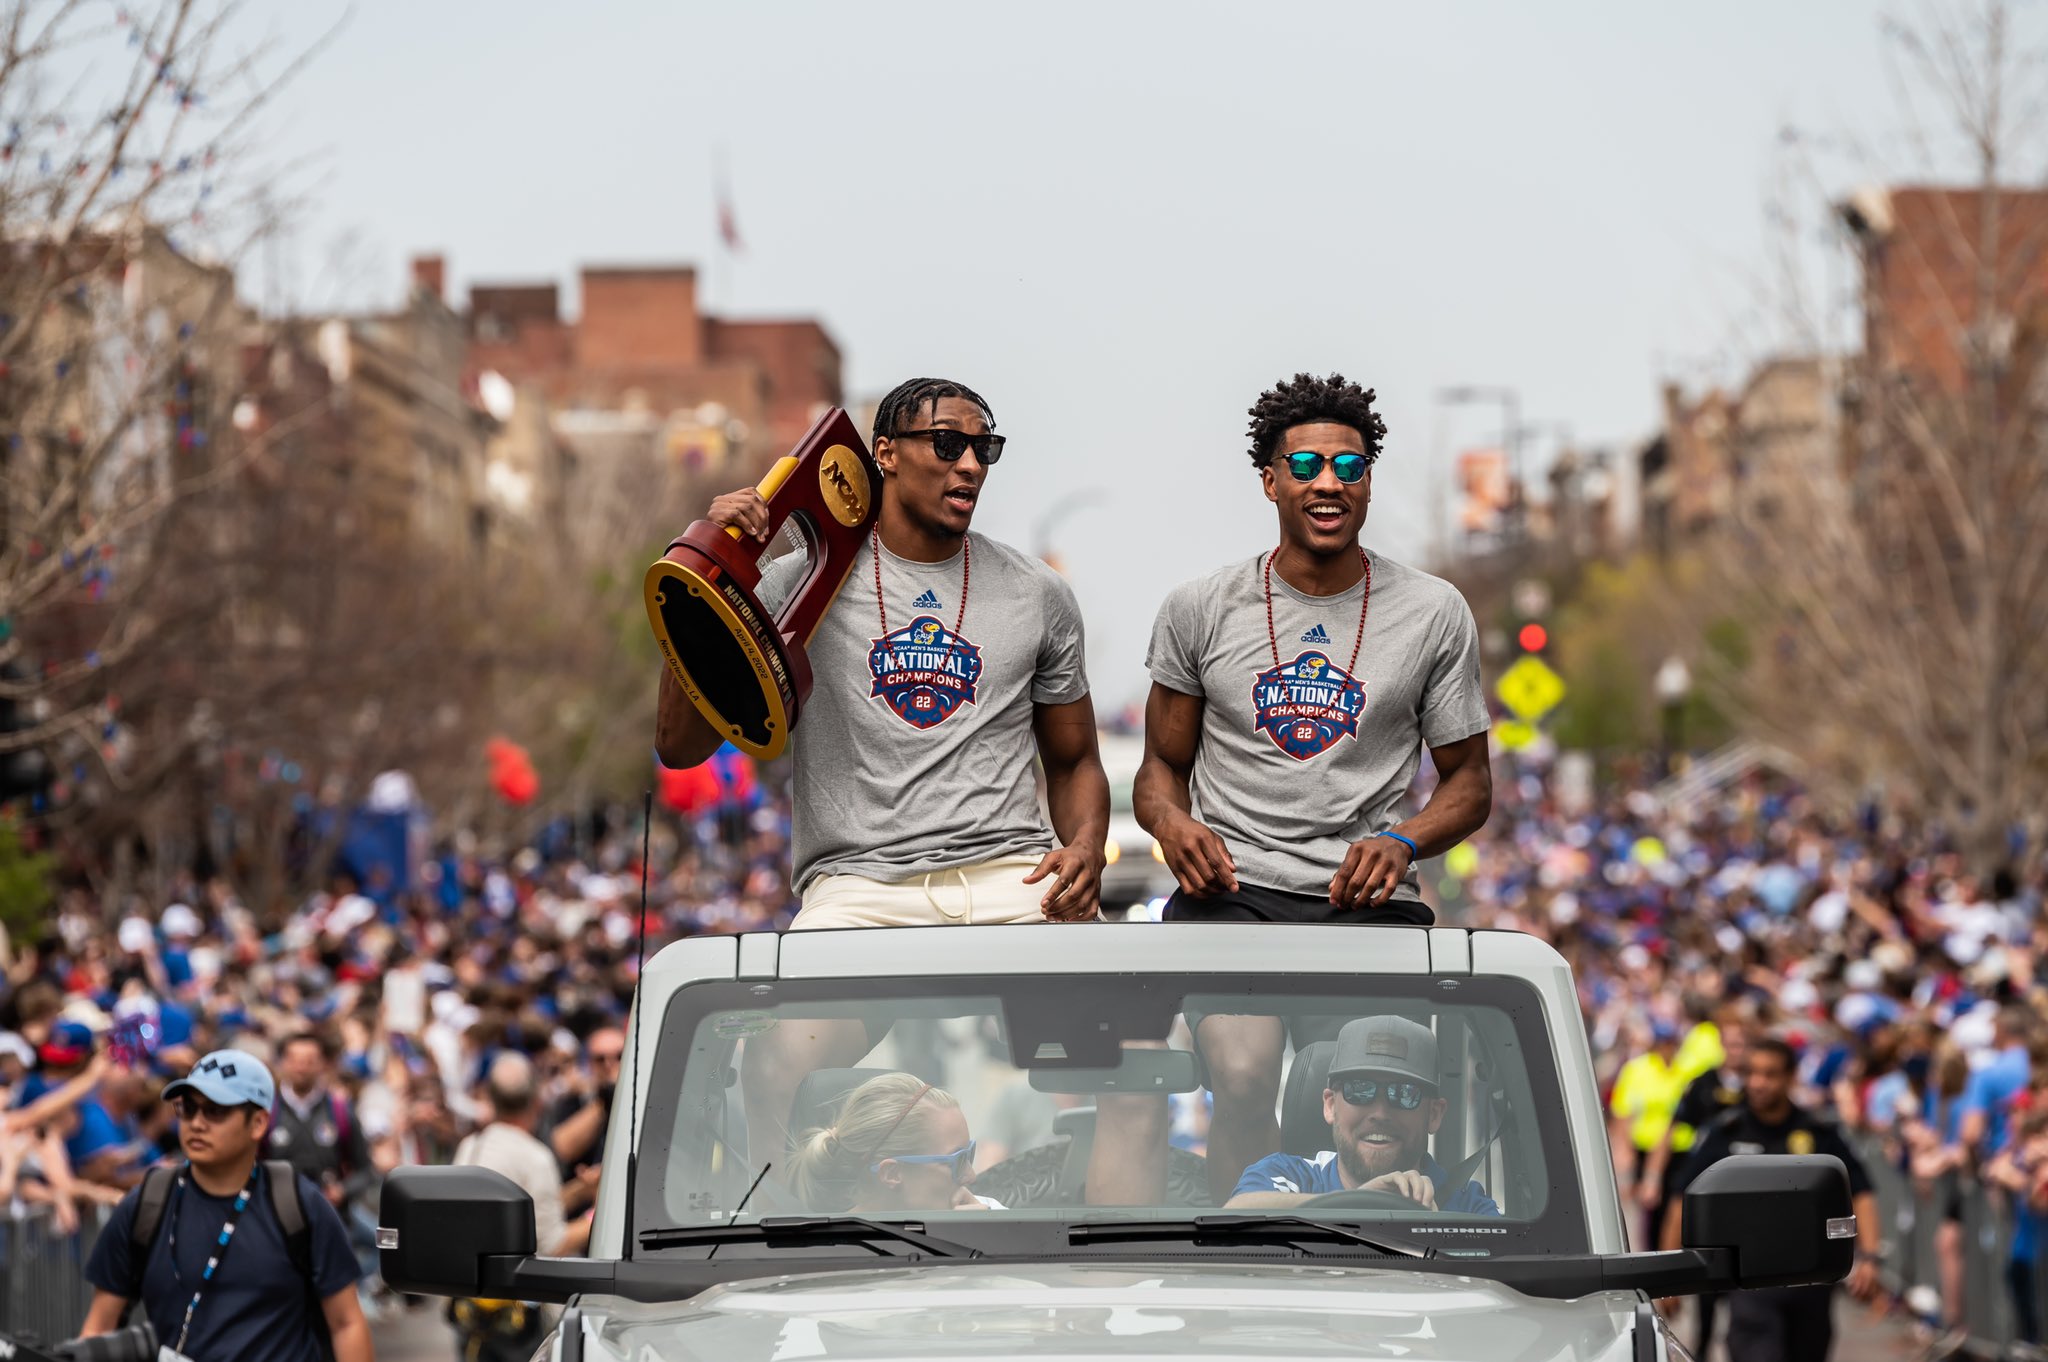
1134;372;1493;1201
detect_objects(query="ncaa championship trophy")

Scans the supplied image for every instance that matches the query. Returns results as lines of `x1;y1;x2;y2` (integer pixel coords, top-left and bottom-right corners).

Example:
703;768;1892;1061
644;408;879;760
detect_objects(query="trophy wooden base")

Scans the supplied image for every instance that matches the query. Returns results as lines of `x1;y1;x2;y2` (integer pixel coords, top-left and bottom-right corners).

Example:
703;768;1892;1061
645;540;812;761
644;408;876;764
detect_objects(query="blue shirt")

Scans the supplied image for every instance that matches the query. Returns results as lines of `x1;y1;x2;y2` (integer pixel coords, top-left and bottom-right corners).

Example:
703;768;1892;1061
85;1168;358;1362
2015;1205;2041;1263
1963;1045;2032;1154
65;1098;138;1170
158;1000;195;1047
1925;1086;1966;1144
1234;1150;1502;1214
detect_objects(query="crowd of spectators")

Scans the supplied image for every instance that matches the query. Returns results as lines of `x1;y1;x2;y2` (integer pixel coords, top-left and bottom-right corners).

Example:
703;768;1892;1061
1454;752;2048;1354
0;774;798;1320
4;736;2047;1352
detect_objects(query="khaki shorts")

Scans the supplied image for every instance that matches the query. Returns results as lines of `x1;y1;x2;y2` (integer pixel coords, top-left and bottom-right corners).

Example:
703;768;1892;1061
793;854;1055;929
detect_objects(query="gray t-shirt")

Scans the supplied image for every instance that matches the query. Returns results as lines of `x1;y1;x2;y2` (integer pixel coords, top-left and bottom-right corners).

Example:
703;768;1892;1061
761;532;1089;891
1144;550;1489;900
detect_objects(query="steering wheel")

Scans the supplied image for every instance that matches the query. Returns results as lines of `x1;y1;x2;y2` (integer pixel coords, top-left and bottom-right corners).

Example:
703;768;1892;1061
1297;1186;1432;1213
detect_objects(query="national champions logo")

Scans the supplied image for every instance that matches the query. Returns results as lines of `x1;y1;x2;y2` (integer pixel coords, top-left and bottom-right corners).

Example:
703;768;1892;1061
1250;650;1365;760
868;615;984;729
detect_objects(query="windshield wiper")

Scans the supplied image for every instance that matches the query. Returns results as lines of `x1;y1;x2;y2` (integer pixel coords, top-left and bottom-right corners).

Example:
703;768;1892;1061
1067;1214;1429;1258
640;1215;982;1259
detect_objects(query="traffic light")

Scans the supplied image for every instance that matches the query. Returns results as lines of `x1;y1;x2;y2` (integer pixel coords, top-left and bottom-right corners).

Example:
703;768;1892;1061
1517;622;1549;654
0;659;51;806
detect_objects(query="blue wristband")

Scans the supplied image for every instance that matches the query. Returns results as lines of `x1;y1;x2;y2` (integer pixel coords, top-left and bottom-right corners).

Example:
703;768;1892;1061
1375;831;1419;859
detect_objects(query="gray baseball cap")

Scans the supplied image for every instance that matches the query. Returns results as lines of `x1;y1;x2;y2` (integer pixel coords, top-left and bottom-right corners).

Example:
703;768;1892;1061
1327;1015;1440;1090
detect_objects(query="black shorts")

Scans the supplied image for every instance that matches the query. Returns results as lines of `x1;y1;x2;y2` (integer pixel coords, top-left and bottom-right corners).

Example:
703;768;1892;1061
1938;1169;1966;1223
1164;882;1435;927
1172;884;1432;1053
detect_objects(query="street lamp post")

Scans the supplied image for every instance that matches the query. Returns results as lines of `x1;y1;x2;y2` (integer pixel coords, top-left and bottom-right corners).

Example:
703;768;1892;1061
1655;655;1693;778
1032;489;1106;571
1439;385;1525;544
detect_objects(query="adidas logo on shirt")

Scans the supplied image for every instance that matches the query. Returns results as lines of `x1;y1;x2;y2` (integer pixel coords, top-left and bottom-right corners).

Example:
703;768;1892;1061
912;589;943;609
1299;623;1331;644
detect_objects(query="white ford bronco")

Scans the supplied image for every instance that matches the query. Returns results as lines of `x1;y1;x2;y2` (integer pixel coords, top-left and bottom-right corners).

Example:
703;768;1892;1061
377;924;1855;1361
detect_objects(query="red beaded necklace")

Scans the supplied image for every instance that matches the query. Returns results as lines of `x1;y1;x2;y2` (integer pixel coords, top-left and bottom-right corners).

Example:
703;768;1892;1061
872;524;970;639
1263;547;1371;671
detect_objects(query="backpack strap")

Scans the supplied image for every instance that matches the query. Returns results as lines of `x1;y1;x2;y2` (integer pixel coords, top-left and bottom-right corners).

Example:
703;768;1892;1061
264;1159;314;1283
266;1161;337;1362
129;1164;178;1256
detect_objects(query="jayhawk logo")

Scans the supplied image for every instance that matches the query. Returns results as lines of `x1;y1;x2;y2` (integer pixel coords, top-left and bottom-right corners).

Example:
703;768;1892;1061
868;615;983;730
1251;650;1366;760
1787;1128;1815;1155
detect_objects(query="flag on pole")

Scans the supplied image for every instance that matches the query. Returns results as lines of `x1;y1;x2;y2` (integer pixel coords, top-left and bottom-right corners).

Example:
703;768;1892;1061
716;151;744;254
718;196;743;253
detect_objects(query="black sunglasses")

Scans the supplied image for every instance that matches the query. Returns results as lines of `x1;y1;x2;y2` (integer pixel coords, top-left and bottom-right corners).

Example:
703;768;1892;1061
174;1094;252;1124
1277;451;1374;484
1335;1077;1434;1111
890;428;1006;465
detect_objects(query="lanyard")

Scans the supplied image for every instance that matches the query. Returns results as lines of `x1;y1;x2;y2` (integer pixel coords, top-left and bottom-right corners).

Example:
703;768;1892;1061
167;1166;257;1356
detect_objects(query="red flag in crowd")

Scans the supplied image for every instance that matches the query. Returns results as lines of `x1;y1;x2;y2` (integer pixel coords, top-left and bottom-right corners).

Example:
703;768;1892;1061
485;737;539;806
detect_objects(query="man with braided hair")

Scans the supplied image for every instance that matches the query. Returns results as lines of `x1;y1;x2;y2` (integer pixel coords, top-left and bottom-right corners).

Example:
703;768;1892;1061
656;379;1116;1181
1135;371;1493;1202
656;377;1109;928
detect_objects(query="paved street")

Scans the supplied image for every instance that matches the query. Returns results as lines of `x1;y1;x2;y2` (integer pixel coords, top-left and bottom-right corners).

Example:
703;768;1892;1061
372;1304;458;1362
1652;1296;1925;1362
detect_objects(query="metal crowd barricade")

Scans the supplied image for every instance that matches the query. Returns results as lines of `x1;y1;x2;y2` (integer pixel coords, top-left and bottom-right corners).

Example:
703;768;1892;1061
0;1204;112;1343
1853;1133;2048;1353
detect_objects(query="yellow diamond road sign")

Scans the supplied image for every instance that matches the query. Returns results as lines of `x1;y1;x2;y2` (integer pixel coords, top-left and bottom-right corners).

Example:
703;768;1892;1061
1494;718;1540;751
1495;655;1566;722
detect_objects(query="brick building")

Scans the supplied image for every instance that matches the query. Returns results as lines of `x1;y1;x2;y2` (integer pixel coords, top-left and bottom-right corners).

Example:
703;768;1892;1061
310;282;491;559
1639;358;1830;557
1838;184;2048;393
443;255;842;470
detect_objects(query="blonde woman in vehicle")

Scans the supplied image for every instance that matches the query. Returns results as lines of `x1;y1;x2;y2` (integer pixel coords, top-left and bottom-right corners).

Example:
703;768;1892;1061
784;1074;1002;1214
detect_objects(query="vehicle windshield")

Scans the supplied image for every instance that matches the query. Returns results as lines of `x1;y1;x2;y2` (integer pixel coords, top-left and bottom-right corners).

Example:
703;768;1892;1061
633;969;1588;1258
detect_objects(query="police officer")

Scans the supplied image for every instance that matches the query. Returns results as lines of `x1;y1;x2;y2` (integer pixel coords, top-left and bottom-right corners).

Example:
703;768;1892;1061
1662;1035;1880;1362
1645;1013;1751;1357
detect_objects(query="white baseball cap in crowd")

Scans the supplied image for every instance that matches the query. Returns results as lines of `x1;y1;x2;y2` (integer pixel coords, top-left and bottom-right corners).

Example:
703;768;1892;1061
160;903;203;938
325;894;378;936
60;999;113;1034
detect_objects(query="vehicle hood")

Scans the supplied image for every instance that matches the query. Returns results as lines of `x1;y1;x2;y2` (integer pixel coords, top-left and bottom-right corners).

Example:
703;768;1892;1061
572;1260;1645;1362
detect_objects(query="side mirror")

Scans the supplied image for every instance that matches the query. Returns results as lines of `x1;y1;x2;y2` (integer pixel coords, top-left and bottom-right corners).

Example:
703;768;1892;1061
378;1165;536;1298
1681;1154;1855;1289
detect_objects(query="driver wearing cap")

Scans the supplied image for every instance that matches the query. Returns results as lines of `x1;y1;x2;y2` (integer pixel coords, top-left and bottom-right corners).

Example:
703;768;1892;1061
1224;1016;1500;1213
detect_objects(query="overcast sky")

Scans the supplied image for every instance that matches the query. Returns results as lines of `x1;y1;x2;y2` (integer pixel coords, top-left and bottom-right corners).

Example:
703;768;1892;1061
241;1;1929;711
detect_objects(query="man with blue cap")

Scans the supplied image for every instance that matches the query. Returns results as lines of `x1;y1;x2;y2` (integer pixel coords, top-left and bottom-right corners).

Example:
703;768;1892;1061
78;1049;371;1362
